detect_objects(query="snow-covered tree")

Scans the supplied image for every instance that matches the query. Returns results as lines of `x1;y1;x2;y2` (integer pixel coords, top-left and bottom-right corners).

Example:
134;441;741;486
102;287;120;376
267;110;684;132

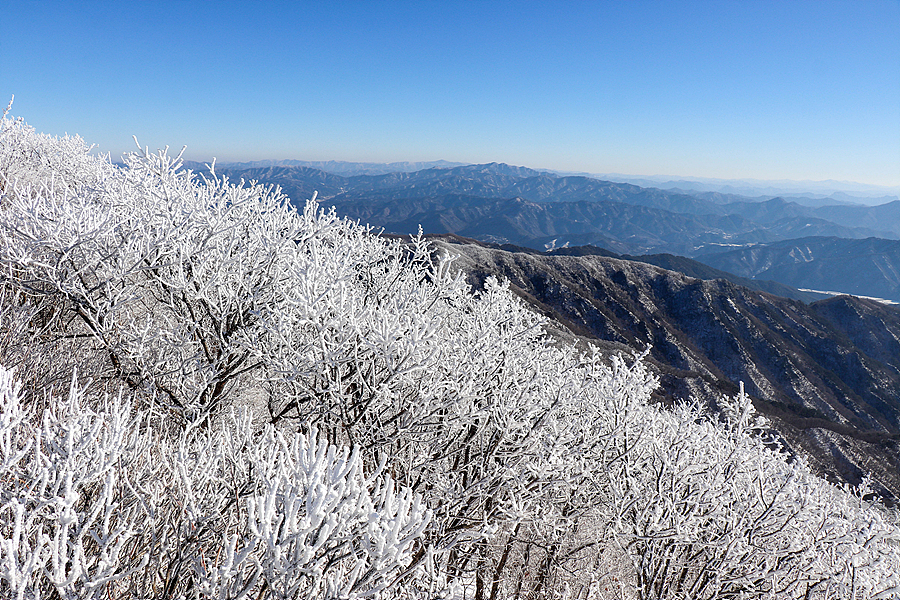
1;107;899;599
0;123;318;421
595;384;900;600
0;364;432;599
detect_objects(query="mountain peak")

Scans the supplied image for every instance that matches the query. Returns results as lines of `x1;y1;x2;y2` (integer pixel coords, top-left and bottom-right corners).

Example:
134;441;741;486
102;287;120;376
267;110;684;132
461;162;553;179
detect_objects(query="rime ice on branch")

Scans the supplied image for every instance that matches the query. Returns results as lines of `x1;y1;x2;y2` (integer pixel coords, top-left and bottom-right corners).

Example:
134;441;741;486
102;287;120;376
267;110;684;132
1;110;898;599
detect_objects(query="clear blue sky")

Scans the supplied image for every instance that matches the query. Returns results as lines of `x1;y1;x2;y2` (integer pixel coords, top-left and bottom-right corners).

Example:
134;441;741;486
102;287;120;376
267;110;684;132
4;0;899;186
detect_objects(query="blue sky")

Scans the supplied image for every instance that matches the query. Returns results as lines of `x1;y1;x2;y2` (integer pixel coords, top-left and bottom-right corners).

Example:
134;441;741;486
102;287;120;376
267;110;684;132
4;0;899;186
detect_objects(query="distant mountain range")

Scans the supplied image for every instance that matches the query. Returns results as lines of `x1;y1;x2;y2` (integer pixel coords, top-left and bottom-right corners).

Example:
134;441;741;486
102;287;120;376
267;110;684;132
565;172;900;206
182;159;467;177
186;158;900;204
204;161;900;303
212;162;898;237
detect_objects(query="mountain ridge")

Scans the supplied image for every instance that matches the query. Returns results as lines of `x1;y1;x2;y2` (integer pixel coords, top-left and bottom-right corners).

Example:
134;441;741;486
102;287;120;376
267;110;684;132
191;158;900;202
429;237;900;501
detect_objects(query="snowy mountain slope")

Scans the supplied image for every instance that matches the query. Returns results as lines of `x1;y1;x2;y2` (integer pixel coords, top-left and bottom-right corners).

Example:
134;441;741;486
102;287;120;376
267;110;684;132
431;237;900;501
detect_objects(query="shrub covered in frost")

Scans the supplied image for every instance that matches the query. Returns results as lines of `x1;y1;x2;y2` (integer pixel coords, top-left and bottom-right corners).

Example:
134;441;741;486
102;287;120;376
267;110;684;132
1;107;898;599
0;365;431;599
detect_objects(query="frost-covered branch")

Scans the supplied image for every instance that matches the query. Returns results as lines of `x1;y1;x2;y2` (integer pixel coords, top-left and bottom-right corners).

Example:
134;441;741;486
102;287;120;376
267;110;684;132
0;365;431;599
2;110;898;599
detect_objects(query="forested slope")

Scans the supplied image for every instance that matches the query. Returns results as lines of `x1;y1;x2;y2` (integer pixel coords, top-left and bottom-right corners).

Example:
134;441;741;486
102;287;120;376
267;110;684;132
431;238;900;501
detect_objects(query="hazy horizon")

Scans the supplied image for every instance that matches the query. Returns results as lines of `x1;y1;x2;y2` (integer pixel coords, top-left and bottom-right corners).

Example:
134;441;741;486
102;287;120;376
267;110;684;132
6;0;899;187
179;156;900;200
